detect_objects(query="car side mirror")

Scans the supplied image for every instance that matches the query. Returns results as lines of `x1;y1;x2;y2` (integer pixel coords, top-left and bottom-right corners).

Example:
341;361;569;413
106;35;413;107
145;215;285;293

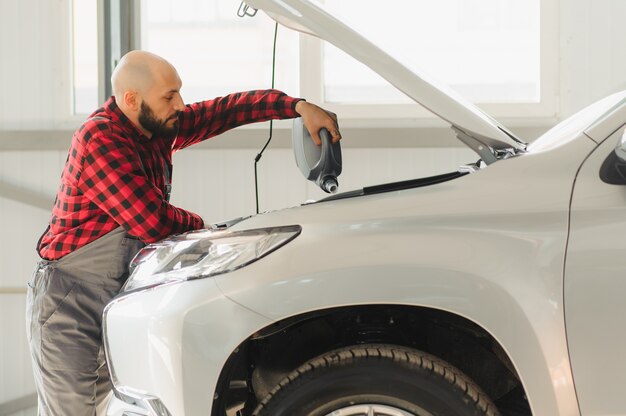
600;129;626;184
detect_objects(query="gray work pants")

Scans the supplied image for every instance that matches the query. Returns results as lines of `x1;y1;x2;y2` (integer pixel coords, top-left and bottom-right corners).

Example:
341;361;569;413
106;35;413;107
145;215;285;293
26;227;145;416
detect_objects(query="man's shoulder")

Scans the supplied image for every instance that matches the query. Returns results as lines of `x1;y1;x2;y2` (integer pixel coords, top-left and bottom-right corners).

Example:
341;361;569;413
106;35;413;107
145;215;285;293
74;115;129;146
78;115;114;135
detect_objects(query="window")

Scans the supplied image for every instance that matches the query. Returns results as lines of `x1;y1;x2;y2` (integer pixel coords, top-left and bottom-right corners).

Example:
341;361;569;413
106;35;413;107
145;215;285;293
72;0;99;114
301;0;558;121
139;0;300;104
77;0;557;122
323;0;540;104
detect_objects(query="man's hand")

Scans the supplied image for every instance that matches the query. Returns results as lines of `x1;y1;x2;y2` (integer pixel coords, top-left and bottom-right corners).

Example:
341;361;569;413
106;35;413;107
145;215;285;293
295;101;341;145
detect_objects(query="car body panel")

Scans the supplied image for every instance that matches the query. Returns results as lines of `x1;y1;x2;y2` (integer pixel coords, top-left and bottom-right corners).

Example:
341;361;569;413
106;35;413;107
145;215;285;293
243;0;526;156
215;134;594;416
104;279;272;415
565;125;626;415
529;91;626;153
103;91;626;416
101;0;626;413
583;94;626;143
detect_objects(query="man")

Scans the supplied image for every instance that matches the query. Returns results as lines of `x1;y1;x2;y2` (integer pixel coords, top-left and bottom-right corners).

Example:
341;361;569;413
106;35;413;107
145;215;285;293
25;50;340;415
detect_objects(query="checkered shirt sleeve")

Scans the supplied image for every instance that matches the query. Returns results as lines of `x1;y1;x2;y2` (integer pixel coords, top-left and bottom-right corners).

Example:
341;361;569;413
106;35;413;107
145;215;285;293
173;89;301;150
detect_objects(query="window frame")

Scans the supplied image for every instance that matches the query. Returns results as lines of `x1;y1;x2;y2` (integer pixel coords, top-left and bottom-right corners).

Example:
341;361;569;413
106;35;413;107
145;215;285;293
69;0;140;118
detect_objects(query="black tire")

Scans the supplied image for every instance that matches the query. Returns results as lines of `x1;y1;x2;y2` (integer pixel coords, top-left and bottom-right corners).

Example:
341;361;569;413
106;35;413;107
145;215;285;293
252;344;500;416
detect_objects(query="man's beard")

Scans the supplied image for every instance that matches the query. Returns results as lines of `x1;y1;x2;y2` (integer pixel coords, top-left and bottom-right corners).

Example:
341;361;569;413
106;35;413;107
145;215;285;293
138;101;180;140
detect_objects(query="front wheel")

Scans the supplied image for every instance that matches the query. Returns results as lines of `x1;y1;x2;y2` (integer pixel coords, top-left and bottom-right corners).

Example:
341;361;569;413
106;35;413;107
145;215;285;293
252;344;500;416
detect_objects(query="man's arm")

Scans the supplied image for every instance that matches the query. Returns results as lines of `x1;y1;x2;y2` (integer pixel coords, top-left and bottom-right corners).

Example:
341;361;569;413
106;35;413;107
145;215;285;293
80;132;204;242
173;89;341;151
173;89;300;151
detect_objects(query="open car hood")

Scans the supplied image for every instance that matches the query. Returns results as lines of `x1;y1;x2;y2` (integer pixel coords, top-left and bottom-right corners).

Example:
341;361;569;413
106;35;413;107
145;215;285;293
243;0;528;163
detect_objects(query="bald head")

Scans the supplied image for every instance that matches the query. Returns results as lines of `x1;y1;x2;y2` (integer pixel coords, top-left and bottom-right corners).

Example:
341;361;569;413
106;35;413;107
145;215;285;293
109;51;185;138
111;50;178;98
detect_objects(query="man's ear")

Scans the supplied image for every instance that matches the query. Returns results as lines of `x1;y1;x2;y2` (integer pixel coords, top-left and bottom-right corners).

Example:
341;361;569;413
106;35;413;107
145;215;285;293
123;90;140;111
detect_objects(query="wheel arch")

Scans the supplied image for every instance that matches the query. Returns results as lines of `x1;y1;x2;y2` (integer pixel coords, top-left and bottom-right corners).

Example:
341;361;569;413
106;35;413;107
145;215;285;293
211;304;531;415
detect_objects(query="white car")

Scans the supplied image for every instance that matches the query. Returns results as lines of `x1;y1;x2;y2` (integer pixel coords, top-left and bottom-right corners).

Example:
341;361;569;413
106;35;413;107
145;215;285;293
104;1;626;415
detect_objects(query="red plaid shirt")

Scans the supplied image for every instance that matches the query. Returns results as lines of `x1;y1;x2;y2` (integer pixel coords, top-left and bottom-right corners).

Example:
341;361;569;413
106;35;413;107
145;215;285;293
38;90;301;260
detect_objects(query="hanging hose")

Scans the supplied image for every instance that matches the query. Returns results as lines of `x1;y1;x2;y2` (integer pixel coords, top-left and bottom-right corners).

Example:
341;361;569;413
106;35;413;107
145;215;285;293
253;22;279;214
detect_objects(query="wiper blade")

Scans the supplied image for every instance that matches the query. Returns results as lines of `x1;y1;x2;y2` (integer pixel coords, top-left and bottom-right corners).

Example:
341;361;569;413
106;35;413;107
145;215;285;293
318;170;468;203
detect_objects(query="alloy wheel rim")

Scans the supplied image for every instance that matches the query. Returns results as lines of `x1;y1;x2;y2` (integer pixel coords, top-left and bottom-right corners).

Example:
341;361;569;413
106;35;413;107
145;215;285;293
325;404;417;416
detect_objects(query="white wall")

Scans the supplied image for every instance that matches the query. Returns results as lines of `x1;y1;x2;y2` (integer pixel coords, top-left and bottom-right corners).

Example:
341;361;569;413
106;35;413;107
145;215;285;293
560;0;626;117
0;0;625;410
0;0;72;131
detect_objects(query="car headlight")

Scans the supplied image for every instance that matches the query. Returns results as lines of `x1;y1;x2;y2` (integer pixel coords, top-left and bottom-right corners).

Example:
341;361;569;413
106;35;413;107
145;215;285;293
122;225;301;292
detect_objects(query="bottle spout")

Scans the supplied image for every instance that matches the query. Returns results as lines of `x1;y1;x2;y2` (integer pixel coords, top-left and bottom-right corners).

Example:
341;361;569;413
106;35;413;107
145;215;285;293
322;177;339;194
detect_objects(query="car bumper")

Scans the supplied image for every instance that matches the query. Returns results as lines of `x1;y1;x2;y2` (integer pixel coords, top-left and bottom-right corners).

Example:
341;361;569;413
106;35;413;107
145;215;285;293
103;277;272;416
